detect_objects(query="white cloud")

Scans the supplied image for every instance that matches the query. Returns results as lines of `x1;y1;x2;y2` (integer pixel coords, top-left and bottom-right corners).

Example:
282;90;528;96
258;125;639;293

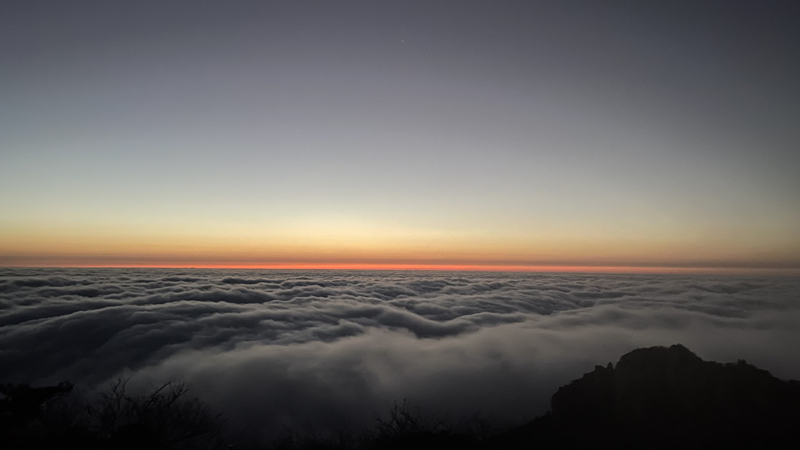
1;268;799;439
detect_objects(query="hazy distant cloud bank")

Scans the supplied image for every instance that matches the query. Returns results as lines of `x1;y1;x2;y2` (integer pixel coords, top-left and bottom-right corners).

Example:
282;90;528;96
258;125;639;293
2;268;799;438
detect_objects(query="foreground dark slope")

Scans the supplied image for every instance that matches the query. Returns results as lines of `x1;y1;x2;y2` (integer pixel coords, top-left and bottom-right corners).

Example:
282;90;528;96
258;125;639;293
497;344;800;449
3;344;799;449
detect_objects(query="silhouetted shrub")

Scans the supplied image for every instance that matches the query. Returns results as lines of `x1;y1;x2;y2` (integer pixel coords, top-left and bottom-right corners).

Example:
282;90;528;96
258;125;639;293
86;378;227;450
1;379;227;450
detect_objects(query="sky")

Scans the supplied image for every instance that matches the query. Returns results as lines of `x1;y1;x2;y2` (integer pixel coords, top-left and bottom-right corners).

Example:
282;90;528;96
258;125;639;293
1;1;799;271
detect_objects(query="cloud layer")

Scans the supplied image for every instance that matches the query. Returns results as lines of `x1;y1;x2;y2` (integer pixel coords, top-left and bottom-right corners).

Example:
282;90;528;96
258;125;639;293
2;268;799;438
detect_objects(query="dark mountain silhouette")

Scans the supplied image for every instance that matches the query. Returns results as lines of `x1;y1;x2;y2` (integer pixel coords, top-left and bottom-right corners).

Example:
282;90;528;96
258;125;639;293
3;344;799;449
502;344;800;449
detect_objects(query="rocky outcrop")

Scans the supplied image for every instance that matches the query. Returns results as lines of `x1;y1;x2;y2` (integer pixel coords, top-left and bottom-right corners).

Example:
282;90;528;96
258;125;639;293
546;344;800;449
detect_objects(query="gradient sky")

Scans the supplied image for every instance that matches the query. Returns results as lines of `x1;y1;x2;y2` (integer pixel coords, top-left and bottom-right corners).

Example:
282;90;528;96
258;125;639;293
1;1;799;271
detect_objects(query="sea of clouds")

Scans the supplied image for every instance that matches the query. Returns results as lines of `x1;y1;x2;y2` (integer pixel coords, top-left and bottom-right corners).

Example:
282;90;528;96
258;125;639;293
2;268;799;438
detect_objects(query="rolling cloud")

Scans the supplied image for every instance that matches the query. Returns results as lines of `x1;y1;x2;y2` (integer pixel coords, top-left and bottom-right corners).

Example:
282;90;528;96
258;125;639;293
1;268;799;439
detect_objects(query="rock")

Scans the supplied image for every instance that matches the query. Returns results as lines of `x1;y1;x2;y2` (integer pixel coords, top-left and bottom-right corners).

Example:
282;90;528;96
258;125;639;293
546;344;800;449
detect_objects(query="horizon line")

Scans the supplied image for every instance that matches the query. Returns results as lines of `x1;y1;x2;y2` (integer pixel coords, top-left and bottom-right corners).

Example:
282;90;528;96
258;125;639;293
3;263;799;275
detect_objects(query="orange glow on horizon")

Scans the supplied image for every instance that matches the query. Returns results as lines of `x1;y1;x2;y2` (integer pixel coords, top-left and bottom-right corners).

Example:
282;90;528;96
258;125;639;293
4;219;799;276
7;262;799;276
